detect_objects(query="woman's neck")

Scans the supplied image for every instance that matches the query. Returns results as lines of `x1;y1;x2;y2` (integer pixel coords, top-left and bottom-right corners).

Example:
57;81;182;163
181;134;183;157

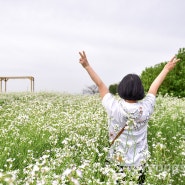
125;100;137;103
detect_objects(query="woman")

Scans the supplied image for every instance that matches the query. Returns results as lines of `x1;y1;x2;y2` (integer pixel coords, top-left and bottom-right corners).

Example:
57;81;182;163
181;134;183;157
79;51;180;184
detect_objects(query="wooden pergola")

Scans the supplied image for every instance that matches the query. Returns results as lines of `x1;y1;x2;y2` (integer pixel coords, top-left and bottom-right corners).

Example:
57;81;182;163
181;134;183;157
0;76;34;92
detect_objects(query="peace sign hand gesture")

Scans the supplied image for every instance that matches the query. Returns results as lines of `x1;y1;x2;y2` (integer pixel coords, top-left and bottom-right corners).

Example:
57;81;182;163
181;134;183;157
78;50;109;98
164;56;180;72
79;51;90;69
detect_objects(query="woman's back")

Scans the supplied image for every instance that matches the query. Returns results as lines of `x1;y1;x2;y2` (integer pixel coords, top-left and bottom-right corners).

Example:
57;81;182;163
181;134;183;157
102;93;156;166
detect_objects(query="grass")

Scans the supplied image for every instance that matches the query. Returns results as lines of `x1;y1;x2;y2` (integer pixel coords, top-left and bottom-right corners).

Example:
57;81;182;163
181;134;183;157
0;92;184;184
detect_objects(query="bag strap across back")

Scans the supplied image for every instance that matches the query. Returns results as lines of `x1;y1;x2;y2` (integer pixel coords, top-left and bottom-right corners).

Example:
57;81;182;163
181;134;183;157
110;124;127;146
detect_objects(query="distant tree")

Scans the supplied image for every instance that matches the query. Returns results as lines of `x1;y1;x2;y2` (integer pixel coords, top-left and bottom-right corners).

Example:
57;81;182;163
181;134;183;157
109;83;118;95
82;84;99;95
141;48;185;97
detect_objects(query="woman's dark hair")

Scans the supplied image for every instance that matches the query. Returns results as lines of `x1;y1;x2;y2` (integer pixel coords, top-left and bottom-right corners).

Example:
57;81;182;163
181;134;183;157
117;74;145;100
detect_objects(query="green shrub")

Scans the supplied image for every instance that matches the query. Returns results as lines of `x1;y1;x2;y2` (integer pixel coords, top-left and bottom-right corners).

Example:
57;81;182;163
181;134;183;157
109;83;118;95
141;48;185;97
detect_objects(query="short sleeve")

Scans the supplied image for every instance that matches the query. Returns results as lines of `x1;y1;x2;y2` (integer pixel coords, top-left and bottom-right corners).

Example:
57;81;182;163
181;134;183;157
102;93;120;117
102;93;112;106
102;93;114;114
142;93;156;114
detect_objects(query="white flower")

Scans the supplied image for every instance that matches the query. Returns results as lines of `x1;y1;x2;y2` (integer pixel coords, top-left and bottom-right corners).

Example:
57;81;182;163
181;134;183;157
156;171;169;180
0;172;3;178
41;166;50;173
62;168;72;176
156;143;166;150
76;169;82;177
33;164;39;172
71;178;80;185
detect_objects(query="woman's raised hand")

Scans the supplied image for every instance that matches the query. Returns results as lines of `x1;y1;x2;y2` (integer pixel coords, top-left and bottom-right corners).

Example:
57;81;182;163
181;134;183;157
164;56;180;71
79;51;90;68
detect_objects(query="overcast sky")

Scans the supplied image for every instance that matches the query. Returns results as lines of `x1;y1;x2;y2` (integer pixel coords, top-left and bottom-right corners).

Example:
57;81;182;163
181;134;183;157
0;0;184;93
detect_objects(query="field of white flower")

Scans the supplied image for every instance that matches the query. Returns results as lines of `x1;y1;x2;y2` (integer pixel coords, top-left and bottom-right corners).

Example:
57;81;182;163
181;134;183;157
0;92;184;185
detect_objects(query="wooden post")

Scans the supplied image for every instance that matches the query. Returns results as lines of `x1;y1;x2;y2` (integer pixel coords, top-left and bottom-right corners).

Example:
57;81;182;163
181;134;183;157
4;78;7;92
30;77;33;92
32;77;34;92
30;77;34;92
